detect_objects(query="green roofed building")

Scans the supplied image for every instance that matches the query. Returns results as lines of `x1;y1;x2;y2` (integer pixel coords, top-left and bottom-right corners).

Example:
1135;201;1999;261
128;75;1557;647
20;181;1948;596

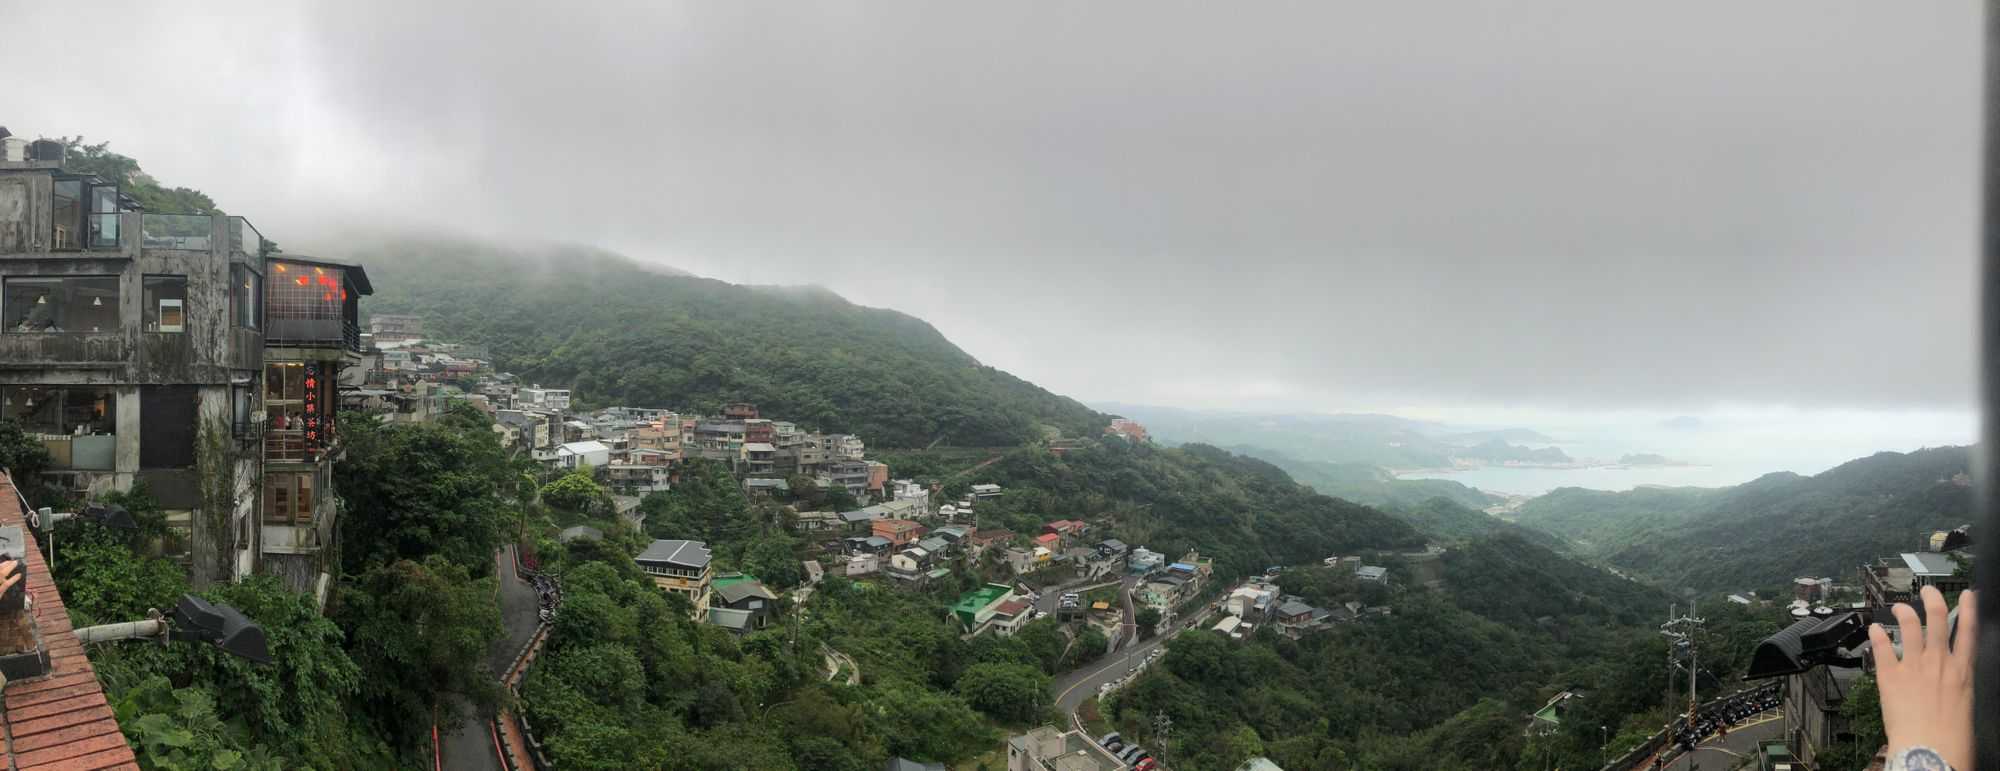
951;583;1017;633
713;573;761;590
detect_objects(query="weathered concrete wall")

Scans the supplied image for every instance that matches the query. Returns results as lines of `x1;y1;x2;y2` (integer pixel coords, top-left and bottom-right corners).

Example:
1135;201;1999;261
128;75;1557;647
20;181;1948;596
1;215;249;385
0;169;51;254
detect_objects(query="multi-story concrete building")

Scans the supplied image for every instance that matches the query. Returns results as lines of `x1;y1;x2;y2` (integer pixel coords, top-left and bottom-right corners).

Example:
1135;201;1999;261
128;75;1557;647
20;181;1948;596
260;255;372;602
627;417;683;460
517;385;570;411
637;539;713;619
0;141;370;603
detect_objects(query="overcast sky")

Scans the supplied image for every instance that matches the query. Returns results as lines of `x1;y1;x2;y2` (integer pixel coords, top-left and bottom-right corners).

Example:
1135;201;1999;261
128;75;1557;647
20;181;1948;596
3;1;1982;419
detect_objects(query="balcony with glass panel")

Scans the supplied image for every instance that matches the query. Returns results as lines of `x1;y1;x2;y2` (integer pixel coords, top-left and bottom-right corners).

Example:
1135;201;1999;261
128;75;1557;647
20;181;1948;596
263;259;370;355
0;275;129;365
141;213;213;251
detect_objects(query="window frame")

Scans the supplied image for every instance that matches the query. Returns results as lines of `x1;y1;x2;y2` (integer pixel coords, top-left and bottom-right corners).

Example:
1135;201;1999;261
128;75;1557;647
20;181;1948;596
142;274;188;333
2;275;122;334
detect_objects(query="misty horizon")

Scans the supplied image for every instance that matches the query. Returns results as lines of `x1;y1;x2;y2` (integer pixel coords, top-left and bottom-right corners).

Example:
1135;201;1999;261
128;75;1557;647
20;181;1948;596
3;0;1980;419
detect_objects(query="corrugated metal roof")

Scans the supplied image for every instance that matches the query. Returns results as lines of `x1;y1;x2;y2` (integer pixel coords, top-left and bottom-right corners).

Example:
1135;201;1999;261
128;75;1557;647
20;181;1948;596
1902;552;1958;577
636;539;711;569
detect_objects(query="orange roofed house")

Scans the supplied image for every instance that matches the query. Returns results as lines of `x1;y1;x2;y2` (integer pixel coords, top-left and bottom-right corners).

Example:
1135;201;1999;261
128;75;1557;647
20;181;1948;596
0;471;141;770
872;518;923;547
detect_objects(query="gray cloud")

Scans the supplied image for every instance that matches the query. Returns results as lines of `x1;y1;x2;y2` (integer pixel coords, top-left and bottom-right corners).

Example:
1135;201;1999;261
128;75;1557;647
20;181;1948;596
1;1;1980;411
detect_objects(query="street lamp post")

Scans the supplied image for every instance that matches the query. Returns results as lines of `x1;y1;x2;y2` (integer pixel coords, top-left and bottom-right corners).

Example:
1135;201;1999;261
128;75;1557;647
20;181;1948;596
72;595;271;664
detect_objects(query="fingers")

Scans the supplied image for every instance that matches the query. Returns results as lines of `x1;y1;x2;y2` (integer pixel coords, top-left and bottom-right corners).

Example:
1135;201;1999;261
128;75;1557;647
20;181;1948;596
1892;602;1924;658
1952;589;1977;658
1869;621;1898;670
1922;585;1951;655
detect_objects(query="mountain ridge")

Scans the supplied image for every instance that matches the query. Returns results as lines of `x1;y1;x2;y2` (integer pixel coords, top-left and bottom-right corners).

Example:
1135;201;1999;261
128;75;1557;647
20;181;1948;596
353;236;1105;447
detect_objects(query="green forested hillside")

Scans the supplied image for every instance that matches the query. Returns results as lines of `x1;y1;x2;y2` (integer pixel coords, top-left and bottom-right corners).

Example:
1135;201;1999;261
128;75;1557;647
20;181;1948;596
355;239;1104;447
962;441;1428;576
1103;531;1684;771
1515;447;1976;593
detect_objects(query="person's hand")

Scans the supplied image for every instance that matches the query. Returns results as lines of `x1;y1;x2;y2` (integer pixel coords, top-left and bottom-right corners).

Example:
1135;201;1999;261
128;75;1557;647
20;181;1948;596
0;559;19;597
1867;585;1976;770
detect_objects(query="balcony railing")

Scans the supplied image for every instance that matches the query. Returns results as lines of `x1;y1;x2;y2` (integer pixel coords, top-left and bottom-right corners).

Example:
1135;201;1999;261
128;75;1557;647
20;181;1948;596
142;214;213;251
265;317;364;354
266;428;339;463
228;217;264;258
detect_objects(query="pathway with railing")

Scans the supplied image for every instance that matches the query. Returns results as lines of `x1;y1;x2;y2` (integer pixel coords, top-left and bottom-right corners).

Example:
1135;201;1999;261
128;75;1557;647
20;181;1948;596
490;546;558;771
1598;681;1783;771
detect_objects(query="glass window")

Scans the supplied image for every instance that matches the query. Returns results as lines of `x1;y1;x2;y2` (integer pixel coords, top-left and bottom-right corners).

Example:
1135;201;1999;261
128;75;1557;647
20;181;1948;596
3;276;120;333
87;185;120;249
232;264;260;329
0;386;115;435
265;262;346;322
51;180;81;250
264;472;314;525
143;276;188;333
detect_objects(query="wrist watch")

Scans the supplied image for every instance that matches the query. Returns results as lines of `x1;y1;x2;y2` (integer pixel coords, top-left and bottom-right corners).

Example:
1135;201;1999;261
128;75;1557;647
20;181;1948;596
1885;746;1953;771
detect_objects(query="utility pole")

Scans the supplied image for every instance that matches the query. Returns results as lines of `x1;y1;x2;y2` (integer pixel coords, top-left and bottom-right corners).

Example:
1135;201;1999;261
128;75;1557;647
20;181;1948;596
1660;599;1706;738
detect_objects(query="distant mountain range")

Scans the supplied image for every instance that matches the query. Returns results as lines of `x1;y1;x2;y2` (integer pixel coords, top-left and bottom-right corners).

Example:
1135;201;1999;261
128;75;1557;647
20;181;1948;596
1512;446;1976;593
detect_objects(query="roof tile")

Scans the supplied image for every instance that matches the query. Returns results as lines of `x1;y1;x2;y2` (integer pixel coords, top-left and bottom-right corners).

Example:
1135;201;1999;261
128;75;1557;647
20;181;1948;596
16;740;136;770
0;473;137;769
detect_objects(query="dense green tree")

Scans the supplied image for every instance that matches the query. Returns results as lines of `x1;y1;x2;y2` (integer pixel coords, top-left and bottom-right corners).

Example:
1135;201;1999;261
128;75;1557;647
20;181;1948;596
337;556;505;750
541;467;609;514
1135;607;1161;639
0;418;54;501
335;414;517;575
955;662;1051;723
45;518;188;626
741;535;804;590
868;682;997;761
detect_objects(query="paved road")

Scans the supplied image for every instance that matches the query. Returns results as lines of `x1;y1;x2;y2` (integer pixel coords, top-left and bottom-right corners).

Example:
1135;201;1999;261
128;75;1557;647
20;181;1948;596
1651;712;1785;771
1032;576;1126;616
440;545;545;771
1050;580;1213;717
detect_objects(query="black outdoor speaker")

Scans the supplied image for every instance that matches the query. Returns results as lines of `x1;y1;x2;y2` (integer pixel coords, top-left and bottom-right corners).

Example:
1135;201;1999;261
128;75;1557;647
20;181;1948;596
0;525;29;612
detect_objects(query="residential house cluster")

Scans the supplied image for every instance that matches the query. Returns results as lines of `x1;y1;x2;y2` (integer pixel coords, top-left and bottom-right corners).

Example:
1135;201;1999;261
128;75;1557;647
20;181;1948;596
1221;573;1384;640
998;520;1115;578
1136;553;1214;619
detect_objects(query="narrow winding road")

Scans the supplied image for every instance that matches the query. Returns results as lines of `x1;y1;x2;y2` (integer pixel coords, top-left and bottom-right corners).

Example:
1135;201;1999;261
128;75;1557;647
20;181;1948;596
1050;577;1212;722
1651;713;1785;771
439;545;545;771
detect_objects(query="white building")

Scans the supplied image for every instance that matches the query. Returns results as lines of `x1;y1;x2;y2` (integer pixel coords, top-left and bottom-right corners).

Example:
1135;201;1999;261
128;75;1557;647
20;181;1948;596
554;440;611;469
519;385;572;411
891;479;931;511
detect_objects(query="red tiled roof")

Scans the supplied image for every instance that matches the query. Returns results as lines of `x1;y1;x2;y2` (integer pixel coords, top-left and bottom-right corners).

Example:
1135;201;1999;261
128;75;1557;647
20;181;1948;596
1034;533;1061;546
993;599;1031;617
0;472;139;770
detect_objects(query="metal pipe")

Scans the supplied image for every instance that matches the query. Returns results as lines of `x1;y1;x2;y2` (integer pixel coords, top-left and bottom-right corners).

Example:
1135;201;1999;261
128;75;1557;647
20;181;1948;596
72;619;167;645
